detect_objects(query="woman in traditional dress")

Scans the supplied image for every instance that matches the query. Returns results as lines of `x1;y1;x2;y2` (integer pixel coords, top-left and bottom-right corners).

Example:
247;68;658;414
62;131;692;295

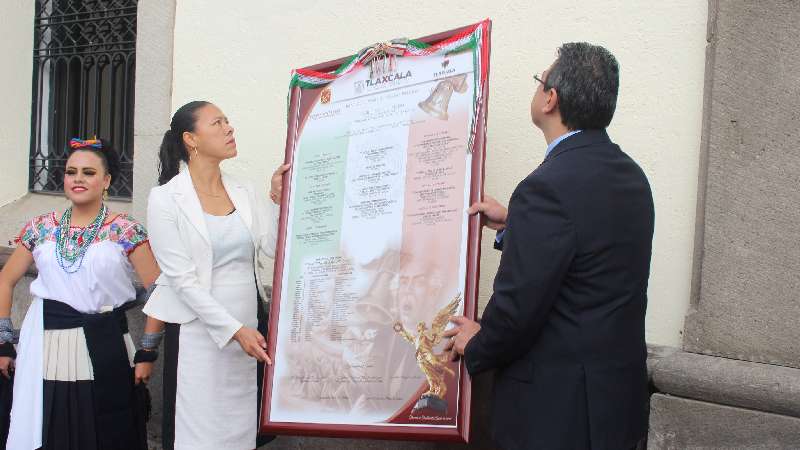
0;138;162;450
144;101;289;450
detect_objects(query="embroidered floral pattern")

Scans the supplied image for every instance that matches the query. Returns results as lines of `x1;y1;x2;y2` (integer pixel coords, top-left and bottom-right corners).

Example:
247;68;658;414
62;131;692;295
14;213;54;251
114;218;149;255
14;212;148;255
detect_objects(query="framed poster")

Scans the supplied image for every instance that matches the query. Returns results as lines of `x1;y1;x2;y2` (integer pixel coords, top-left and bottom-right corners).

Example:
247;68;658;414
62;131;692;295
261;19;491;442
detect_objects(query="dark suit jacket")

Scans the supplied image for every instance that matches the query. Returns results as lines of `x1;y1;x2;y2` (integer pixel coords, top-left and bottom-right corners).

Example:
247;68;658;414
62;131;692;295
465;129;654;450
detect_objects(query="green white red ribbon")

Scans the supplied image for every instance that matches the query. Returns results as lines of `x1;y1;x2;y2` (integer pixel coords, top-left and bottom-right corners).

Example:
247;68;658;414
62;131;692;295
290;20;489;89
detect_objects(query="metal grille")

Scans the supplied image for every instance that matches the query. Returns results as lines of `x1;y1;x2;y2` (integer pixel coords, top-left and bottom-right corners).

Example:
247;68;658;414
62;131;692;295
29;0;138;199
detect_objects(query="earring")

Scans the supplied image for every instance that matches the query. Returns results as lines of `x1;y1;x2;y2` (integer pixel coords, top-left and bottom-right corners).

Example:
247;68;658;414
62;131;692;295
193;147;199;159
103;189;109;201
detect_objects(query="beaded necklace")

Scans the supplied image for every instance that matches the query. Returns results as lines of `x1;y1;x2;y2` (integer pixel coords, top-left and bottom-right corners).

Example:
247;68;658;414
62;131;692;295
55;204;107;274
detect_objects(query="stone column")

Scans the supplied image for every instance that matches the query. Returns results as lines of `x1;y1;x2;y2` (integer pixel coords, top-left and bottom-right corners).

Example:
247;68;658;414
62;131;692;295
132;0;177;222
648;1;800;447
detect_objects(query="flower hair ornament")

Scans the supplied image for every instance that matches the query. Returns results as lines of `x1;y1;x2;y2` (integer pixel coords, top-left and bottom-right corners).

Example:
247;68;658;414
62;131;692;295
69;137;103;150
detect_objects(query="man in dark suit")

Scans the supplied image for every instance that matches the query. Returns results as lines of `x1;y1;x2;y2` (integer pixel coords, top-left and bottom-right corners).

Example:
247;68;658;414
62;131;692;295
444;43;654;450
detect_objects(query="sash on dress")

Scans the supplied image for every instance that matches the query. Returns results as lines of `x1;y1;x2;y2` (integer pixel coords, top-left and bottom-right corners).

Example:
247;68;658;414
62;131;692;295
7;297;44;450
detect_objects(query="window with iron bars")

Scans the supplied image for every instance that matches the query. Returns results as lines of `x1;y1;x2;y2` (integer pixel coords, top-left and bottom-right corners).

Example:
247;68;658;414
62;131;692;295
29;0;137;199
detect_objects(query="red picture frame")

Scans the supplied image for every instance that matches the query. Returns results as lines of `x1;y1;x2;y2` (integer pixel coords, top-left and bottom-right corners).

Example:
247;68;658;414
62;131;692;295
260;19;492;443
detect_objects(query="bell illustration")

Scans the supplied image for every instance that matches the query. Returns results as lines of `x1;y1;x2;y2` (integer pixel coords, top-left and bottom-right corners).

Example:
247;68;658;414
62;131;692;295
449;73;468;94
418;79;455;120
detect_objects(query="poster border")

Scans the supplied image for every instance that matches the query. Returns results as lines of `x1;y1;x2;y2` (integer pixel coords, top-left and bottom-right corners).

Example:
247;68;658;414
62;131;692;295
260;19;492;443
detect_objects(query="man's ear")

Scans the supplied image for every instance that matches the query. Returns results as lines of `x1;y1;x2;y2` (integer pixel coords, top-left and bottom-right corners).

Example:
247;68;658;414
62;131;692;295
543;88;559;114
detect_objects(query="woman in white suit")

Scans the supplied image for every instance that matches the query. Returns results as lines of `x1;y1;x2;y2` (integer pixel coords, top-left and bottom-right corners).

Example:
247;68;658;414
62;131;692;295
143;101;289;450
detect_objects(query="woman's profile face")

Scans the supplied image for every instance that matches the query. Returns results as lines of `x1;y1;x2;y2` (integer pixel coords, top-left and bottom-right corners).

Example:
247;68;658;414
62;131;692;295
185;103;237;162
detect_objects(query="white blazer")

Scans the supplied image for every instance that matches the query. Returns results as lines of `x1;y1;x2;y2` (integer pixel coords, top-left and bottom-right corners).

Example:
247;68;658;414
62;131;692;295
143;167;279;348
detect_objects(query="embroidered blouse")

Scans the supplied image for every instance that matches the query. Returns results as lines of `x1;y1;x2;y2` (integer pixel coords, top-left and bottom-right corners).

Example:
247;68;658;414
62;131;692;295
14;212;149;313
